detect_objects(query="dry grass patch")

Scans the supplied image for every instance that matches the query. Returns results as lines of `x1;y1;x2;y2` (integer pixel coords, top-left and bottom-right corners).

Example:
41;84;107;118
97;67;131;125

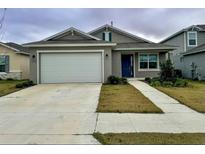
97;84;162;113
0;80;25;97
156;80;205;112
93;132;205;145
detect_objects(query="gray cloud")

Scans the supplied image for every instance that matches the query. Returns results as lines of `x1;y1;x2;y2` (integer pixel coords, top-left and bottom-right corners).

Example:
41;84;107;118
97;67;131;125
0;8;205;44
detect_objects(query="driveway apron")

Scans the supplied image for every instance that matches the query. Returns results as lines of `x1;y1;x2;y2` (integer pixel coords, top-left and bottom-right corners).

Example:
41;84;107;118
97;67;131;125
0;83;101;144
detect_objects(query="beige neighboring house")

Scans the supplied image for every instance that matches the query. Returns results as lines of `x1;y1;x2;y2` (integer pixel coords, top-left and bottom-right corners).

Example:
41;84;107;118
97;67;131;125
0;42;30;80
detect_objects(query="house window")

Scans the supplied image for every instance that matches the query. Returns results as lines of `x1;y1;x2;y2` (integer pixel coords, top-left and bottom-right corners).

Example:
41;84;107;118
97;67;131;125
139;53;158;70
0;56;6;72
139;54;148;69
187;31;197;46
103;32;112;42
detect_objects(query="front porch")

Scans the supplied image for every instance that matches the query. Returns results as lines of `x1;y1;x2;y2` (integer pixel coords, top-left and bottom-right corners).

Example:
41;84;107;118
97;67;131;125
112;50;167;78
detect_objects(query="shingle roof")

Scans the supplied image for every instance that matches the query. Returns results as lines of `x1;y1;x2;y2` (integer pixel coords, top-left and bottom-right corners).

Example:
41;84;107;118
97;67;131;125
183;43;205;56
23;40;116;47
197;25;205;30
89;24;153;43
23;40;108;45
43;27;101;41
114;42;177;51
0;42;29;55
5;42;30;53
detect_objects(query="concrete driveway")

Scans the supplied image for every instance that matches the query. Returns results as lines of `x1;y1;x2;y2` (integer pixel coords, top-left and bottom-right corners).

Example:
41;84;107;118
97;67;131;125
0;83;101;144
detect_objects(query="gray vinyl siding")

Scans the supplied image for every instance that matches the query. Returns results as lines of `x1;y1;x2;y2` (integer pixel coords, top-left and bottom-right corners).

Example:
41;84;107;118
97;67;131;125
50;31;92;41
112;51;121;77
29;46;112;84
182;52;205;80
186;31;205;50
162;33;184;70
162;31;205;75
91;29;144;43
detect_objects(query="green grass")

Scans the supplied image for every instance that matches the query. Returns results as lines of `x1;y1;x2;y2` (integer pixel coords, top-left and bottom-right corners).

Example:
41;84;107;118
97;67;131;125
93;132;205;145
155;80;205;112
96;84;163;113
0;80;27;97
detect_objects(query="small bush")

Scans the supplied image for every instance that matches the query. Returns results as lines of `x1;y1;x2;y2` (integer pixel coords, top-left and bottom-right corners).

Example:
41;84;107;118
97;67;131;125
150;81;161;87
174;78;188;87
15;80;33;88
174;69;182;78
145;77;151;83
162;81;173;87
6;78;14;81
120;77;128;84
151;77;161;82
107;75;120;84
15;83;24;88
107;76;128;85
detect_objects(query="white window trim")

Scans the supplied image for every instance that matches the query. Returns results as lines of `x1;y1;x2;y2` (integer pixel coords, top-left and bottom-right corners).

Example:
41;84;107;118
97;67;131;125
138;53;160;71
187;31;197;47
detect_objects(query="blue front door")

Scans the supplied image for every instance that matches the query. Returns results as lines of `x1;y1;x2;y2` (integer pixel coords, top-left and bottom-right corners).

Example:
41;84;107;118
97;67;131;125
121;54;134;77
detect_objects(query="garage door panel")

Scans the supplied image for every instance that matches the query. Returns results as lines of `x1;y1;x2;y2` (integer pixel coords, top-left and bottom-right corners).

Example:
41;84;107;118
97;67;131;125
40;52;102;83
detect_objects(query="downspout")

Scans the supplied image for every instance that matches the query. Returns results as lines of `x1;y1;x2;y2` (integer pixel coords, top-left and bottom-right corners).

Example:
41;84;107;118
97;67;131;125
184;32;187;52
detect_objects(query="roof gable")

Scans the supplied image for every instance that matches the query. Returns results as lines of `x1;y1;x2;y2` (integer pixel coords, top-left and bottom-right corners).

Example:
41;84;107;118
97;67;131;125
89;24;153;43
43;27;101;41
160;24;205;43
0;42;29;55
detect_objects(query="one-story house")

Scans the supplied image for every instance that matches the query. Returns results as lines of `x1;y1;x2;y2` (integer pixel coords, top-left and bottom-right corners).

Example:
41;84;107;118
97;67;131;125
0;42;30;80
23;24;175;84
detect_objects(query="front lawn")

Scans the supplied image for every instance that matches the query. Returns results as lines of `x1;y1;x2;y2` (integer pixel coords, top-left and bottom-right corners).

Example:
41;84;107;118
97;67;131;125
0;80;27;97
93;132;205;145
156;80;205;112
96;84;163;113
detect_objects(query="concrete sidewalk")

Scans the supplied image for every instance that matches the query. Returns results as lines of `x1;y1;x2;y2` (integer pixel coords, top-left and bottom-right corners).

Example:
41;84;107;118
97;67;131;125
95;80;205;133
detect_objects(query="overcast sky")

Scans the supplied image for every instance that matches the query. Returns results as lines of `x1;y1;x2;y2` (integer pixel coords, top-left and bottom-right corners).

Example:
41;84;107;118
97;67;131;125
0;8;205;44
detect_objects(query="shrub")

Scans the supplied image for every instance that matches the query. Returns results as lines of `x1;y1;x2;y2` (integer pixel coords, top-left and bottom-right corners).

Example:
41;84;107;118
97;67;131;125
120;77;128;84
160;60;175;81
174;78;188;87
6;78;14;81
162;81;173;87
174;69;182;78
145;77;151;83
15;80;33;88
150;81;161;87
107;75;120;84
151;77;161;82
16;83;24;88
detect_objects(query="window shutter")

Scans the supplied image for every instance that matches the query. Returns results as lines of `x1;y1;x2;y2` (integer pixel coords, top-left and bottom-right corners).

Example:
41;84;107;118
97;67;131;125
5;55;9;73
102;32;105;40
109;32;112;42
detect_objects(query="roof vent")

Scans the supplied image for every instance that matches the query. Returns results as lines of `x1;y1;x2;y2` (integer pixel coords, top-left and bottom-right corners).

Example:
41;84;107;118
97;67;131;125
111;21;113;27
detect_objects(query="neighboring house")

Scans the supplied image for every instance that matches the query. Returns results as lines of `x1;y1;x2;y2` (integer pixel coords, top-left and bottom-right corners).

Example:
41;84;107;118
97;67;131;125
23;24;175;84
0;42;30;80
181;44;205;80
161;24;205;80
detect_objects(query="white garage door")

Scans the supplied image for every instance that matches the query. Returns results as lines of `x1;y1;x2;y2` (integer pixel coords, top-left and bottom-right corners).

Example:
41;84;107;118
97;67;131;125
40;52;102;83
